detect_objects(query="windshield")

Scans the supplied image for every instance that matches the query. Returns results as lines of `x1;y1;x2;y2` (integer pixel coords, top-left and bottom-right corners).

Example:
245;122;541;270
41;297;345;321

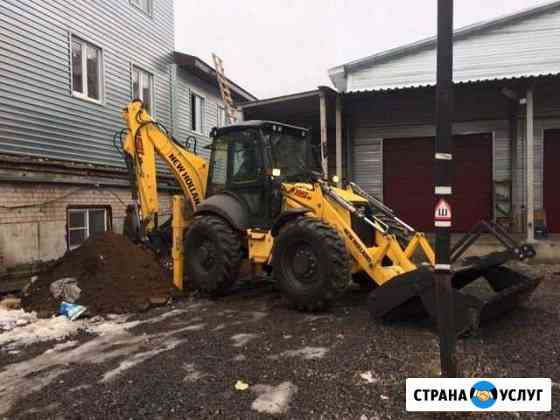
267;132;308;180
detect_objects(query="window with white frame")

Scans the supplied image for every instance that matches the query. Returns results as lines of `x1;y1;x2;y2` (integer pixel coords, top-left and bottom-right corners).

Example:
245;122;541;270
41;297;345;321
67;207;110;249
130;0;152;15
132;66;154;113
217;105;227;128
191;92;205;133
71;36;103;101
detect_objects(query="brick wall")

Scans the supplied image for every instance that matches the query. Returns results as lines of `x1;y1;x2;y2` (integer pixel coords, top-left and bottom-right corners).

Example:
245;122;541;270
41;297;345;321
0;182;172;268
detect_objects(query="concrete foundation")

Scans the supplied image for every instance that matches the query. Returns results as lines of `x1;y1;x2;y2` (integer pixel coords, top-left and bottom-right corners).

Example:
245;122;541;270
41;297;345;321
0;182;172;272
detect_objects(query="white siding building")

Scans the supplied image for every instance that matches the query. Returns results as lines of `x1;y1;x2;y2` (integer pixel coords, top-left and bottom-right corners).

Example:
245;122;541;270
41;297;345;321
0;0;255;280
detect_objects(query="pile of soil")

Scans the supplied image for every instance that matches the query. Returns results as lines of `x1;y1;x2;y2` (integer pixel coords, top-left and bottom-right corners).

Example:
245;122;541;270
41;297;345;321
22;232;173;316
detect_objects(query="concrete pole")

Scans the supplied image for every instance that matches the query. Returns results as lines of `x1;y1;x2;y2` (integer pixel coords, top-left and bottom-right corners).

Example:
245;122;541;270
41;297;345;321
319;91;328;178
526;86;535;243
335;94;343;186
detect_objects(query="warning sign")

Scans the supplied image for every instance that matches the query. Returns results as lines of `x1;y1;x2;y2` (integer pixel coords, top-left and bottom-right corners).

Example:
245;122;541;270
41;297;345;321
434;198;452;221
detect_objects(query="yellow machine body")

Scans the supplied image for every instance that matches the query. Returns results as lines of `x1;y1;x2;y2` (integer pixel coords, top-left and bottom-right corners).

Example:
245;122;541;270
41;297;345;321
119;100;540;336
120;100;434;291
122;101;208;232
280;182;434;285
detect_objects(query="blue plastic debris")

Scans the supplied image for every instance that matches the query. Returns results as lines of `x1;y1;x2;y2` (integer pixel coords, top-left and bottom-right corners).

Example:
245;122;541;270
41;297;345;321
59;302;87;321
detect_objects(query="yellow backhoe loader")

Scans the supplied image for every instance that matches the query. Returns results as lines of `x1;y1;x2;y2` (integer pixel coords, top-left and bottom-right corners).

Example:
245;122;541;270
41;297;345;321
116;99;541;335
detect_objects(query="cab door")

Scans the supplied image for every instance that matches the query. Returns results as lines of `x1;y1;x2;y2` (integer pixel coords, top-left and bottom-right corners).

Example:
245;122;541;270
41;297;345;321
226;131;271;229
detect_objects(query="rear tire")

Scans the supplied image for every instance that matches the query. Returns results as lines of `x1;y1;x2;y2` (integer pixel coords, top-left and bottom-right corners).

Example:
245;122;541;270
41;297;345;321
273;218;351;311
184;215;242;296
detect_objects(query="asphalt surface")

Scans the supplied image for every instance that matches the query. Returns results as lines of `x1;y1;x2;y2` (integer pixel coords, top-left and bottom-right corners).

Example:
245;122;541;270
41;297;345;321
1;265;559;420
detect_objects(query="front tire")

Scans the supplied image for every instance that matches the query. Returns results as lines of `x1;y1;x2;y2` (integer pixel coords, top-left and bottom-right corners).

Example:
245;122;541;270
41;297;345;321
184;215;242;296
273;218;351;311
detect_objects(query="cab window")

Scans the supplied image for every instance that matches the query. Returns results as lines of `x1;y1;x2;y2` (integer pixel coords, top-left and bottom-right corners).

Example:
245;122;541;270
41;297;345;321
207;137;228;195
229;130;261;183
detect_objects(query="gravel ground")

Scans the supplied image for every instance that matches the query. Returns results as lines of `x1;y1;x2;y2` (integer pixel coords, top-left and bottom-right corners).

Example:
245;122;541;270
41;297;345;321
1;264;559;420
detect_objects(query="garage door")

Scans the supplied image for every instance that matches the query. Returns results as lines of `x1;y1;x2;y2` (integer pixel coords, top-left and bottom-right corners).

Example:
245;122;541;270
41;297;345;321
353;137;383;198
544;130;560;232
383;133;493;232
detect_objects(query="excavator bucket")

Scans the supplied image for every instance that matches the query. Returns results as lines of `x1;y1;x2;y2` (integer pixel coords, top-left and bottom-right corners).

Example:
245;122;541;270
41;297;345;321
368;222;543;336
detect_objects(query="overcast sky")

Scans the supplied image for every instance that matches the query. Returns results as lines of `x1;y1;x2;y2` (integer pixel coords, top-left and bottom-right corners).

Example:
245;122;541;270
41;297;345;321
175;0;545;99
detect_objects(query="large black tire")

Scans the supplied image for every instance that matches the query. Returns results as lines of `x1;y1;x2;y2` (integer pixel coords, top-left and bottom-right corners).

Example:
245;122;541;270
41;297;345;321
184;215;242;296
273;218;351;311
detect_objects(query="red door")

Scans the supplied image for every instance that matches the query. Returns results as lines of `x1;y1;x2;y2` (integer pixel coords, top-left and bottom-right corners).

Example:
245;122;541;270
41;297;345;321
544;130;560;232
383;137;434;232
383;134;493;232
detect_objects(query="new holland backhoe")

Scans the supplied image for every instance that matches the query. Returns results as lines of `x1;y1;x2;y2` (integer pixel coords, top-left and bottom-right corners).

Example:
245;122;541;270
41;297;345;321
117;99;541;335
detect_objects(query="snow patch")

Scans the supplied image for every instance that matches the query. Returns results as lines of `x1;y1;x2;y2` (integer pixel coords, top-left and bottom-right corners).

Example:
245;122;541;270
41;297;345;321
359;371;379;384
269;346;328;360
145;308;189;323
69;384;92;392
213;323;227;331
0;313;206;416
231;333;258;347
183;323;205;331
251;382;298;415
44;340;80;354
0;309;36;331
182;363;208;382
101;337;182;382
301;314;332;323
0;309;88;350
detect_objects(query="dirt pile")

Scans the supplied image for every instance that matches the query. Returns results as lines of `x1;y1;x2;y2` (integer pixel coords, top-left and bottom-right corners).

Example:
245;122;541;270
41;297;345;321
22;232;173;316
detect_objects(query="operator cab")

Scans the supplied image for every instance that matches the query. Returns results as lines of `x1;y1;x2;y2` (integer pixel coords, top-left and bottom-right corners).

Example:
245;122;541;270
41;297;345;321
207;121;310;229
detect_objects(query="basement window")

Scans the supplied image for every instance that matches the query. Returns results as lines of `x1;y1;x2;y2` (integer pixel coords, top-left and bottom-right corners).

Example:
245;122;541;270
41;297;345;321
67;207;111;249
71;36;103;102
191;92;205;134
130;0;152;16
132;66;154;114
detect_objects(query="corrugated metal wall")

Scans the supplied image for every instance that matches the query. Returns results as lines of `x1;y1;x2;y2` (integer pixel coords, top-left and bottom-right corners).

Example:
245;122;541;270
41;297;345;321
346;86;510;203
174;67;225;160
0;0;174;168
344;81;560;221
346;6;560;92
512;81;560;215
352;138;383;199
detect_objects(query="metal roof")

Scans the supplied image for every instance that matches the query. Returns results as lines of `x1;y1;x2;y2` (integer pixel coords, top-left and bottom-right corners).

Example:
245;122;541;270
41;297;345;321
239;89;320;109
239;86;337;109
174;52;257;102
329;0;560;92
211;120;309;137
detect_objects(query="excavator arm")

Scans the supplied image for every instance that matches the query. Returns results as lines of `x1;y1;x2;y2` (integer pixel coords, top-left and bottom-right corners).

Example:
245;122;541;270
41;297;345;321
121;100;209;233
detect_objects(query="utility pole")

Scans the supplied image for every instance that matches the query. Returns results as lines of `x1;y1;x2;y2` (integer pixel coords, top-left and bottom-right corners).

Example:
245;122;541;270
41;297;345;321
434;0;458;377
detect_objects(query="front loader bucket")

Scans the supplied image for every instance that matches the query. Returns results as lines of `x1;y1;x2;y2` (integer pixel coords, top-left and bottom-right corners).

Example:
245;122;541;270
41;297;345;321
369;253;542;336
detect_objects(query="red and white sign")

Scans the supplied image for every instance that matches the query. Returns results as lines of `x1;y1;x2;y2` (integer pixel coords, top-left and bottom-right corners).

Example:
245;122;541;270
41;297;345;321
434;198;452;227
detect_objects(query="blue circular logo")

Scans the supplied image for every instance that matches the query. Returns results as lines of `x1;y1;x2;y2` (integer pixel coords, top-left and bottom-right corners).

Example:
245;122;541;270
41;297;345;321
470;381;498;409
